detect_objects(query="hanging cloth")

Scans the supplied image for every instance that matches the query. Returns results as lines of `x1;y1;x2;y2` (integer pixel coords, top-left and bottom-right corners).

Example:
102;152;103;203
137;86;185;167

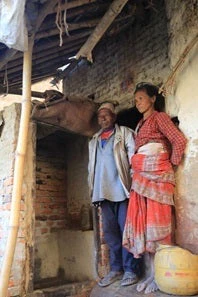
0;0;28;51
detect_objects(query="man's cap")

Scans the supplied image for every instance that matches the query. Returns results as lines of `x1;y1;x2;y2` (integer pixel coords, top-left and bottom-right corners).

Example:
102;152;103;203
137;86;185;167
98;102;115;114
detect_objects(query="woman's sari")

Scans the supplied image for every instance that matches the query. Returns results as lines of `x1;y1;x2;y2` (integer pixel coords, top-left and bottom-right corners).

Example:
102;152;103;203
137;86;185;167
123;143;175;258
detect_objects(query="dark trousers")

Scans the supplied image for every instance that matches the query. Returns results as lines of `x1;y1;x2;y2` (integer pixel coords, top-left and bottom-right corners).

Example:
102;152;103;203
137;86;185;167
101;199;141;274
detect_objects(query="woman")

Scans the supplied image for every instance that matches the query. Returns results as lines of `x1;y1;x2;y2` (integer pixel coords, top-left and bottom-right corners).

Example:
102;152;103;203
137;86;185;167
123;82;187;294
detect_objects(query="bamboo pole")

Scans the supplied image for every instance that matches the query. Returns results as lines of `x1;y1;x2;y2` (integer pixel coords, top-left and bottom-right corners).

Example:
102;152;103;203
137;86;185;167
0;39;33;297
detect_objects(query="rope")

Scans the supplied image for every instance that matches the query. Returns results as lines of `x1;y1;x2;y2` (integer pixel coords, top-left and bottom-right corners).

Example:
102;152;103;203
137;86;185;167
159;34;198;96
55;0;69;47
55;0;63;46
3;66;9;96
63;0;70;37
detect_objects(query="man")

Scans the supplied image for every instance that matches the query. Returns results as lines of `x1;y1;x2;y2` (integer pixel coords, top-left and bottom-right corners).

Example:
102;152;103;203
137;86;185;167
88;102;140;287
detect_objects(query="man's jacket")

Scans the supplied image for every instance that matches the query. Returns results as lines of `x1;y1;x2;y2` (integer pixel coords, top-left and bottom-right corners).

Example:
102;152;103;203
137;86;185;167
88;124;135;200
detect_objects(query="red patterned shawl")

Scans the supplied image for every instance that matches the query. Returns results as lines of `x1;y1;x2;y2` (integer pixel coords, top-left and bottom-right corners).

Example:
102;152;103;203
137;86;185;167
123;152;175;258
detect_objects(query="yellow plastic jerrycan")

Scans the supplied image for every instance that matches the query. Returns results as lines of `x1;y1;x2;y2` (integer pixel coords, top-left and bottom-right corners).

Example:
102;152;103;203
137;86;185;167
154;244;198;295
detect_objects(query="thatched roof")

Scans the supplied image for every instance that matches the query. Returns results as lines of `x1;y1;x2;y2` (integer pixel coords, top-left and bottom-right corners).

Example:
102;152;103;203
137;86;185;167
0;0;153;97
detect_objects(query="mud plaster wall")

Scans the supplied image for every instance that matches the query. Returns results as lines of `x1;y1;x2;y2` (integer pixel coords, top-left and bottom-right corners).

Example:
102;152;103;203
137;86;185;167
0;103;35;296
165;0;198;253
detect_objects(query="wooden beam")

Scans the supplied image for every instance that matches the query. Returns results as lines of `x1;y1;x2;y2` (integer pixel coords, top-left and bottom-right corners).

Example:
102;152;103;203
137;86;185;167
35;19;99;40
0;84;45;98
76;0;129;62
50;0;97;14
50;59;80;85
0;0;58;71
0;43;82;79
0;30;92;78
0;48;17;70
33;40;85;63
0;29;93;80
32;45;81;67
6;72;57;88
31;73;57;85
39;2;108;31
2;52;78;87
34;29;92;52
0;36;87;73
31;0;58;39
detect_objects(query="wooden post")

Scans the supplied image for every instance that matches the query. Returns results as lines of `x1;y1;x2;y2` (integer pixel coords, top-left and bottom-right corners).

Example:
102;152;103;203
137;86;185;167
76;0;129;62
0;39;33;297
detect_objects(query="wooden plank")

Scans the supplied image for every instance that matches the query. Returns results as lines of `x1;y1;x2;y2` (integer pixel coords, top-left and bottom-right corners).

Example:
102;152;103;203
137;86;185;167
33;29;92;52
0;48;17;70
2;53;77;87
0;36;87;72
0;84;45;98
0;0;58;71
31;0;58;38
50;0;97;14
39;2;108;31
35;19;99;40
0;44;81;78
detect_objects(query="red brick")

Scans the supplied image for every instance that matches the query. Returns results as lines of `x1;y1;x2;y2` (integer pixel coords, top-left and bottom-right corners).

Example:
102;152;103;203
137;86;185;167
41;228;49;234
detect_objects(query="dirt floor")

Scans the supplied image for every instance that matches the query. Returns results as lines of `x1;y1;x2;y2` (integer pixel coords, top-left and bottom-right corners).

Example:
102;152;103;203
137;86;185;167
32;280;198;297
90;280;198;297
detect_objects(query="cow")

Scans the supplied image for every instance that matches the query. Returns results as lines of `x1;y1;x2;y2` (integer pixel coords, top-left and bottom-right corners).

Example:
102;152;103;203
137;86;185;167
31;91;100;137
31;90;143;137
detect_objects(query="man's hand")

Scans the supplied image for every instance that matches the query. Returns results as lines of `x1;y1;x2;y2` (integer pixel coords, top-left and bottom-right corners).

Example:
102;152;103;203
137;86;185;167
92;201;102;208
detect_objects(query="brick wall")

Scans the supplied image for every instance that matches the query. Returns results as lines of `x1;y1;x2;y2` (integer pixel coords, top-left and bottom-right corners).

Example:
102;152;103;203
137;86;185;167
35;136;67;237
65;134;90;228
63;0;170;276
34;132;67;286
34;131;95;287
35;132;90;236
0;103;35;296
63;0;170;110
63;0;198;272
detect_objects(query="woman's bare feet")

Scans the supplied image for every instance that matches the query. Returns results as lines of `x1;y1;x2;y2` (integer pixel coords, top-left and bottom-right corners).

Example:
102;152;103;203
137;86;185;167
136;253;159;294
144;279;158;294
136;276;158;294
136;276;153;292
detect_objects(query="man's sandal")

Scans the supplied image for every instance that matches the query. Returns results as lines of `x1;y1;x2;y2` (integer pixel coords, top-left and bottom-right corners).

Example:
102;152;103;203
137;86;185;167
98;271;123;287
120;271;138;286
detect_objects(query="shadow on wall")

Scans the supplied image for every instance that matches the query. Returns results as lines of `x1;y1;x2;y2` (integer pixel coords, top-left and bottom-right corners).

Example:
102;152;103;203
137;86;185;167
116;95;166;131
116;107;142;131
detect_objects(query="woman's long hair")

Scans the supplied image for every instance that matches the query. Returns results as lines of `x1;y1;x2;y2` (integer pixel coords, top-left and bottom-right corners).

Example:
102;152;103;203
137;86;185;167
134;82;165;112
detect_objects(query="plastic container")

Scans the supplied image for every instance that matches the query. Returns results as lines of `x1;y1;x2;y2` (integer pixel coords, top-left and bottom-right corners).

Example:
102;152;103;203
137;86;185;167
154;244;198;295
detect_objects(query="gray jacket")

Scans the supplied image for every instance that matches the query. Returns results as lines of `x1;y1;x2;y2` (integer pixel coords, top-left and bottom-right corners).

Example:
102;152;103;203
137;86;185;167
88;124;135;199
